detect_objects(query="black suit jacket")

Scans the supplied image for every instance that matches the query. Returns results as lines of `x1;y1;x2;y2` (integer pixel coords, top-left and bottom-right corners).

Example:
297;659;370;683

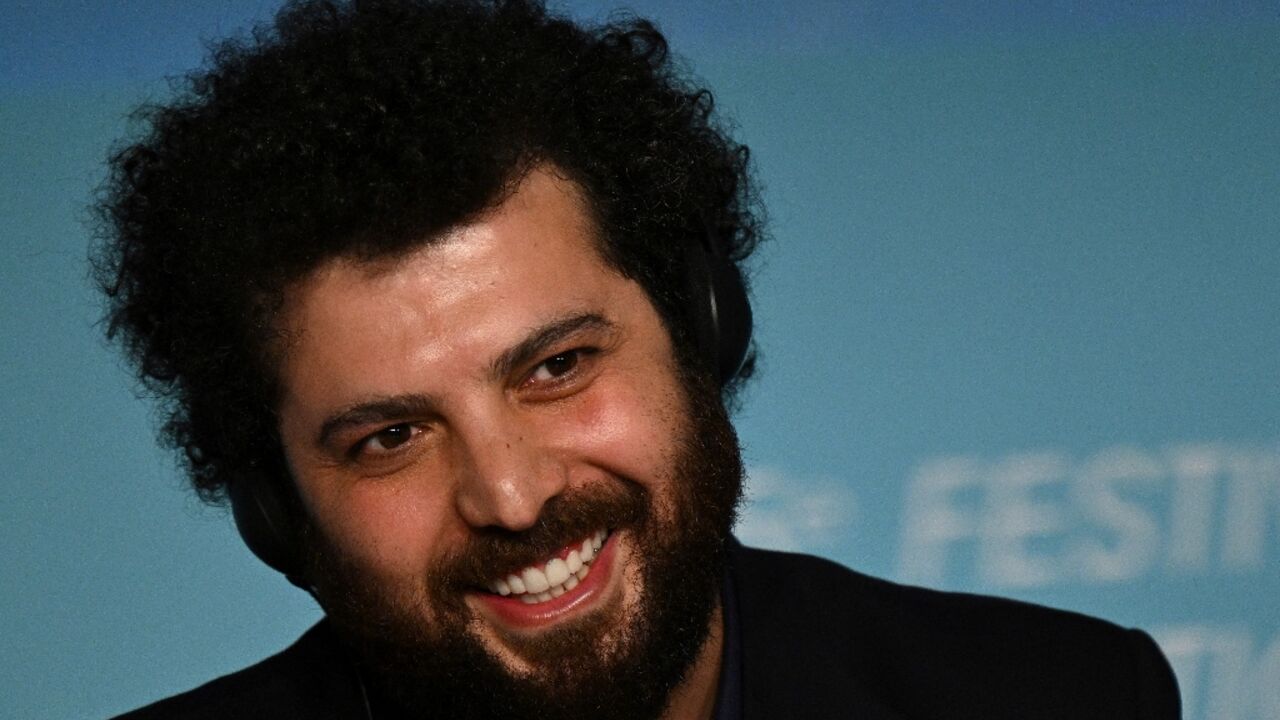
728;545;1180;719
116;544;1180;719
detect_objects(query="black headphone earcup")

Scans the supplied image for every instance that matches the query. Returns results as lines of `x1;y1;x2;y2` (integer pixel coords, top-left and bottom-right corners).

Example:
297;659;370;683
707;253;752;383
687;228;753;385
228;473;306;587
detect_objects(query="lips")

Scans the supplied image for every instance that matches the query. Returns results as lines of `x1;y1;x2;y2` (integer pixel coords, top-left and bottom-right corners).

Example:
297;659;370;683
471;529;620;630
486;529;607;604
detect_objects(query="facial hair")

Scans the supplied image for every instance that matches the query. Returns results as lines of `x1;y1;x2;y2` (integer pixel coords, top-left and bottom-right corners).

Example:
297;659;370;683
301;373;743;720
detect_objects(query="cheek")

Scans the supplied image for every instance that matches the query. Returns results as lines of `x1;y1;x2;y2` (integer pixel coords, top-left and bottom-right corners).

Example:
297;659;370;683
553;371;686;492
304;478;459;580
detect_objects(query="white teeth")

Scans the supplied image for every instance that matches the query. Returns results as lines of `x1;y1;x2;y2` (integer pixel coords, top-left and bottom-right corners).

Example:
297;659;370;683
488;530;609;604
521;566;551;594
545;558;570;586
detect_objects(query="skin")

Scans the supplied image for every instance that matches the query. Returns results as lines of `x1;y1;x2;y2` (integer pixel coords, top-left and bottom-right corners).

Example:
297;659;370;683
275;166;723;719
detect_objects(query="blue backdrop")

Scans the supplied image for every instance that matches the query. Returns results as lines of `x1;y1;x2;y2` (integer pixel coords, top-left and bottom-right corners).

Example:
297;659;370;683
3;2;1277;717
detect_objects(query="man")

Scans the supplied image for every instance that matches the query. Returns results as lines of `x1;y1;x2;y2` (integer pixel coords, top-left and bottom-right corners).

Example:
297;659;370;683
98;1;1180;718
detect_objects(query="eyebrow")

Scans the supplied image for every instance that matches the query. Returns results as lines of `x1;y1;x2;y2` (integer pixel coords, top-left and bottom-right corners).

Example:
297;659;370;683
314;312;615;448
317;394;439;449
489;311;615;381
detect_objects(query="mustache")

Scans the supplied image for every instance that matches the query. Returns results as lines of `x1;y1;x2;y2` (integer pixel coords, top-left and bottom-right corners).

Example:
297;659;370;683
433;482;648;594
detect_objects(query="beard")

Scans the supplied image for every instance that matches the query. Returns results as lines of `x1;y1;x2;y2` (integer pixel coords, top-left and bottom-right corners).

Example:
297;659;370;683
301;371;744;720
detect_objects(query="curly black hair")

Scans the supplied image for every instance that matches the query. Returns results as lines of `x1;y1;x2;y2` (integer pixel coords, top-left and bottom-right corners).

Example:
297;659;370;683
95;0;762;503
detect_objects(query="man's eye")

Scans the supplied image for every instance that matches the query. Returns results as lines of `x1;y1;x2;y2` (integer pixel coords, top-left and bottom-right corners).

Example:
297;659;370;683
358;423;419;455
529;350;583;382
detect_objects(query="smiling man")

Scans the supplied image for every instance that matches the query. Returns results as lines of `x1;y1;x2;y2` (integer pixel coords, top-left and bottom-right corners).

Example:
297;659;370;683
99;1;1180;719
275;167;741;718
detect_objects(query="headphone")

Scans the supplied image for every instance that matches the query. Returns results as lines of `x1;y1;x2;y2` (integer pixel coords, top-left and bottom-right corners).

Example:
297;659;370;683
229;227;752;585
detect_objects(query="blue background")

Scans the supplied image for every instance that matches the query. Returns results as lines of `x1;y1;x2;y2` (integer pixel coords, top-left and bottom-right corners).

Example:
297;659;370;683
3;2;1277;717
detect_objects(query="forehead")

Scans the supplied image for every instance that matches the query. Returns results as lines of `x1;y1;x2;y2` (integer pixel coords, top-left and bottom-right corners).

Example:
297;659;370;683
274;168;643;395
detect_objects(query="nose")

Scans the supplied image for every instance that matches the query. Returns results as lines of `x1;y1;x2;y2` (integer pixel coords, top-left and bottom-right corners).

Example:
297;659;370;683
452;409;567;531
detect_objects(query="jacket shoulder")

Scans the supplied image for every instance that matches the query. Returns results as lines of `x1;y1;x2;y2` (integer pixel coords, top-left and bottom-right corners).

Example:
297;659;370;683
730;545;1180;720
112;622;364;720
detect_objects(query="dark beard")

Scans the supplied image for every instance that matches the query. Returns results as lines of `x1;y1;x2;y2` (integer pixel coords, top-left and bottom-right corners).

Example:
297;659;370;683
302;373;743;720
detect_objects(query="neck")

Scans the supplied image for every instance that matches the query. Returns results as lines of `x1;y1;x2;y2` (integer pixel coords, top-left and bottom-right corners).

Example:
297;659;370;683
660;603;724;720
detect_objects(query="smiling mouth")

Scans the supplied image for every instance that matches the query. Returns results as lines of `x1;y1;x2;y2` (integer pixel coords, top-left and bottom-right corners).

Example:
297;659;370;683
485;530;608;605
